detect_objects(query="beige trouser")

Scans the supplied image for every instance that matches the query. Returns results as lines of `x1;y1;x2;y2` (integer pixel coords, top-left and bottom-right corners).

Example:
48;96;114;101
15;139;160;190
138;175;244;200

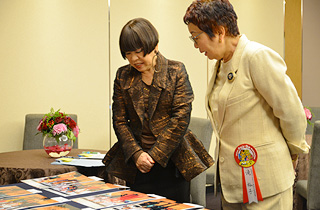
221;187;293;210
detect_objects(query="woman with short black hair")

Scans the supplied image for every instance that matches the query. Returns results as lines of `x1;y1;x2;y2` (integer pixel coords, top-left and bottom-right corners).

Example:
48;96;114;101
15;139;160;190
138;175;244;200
103;17;213;203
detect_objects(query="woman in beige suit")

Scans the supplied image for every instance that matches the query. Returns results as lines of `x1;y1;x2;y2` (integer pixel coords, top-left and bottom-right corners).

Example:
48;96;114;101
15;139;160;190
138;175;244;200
184;0;309;209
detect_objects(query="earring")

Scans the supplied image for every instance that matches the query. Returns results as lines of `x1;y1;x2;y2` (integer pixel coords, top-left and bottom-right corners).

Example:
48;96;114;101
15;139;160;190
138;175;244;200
219;38;221;43
152;51;159;73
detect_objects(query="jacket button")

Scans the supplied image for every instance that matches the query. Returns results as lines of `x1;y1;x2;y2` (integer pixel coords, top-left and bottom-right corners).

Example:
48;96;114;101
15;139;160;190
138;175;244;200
220;157;224;162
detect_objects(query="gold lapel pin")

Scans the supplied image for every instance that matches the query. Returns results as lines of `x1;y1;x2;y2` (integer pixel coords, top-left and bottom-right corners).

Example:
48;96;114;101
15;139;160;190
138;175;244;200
227;70;238;82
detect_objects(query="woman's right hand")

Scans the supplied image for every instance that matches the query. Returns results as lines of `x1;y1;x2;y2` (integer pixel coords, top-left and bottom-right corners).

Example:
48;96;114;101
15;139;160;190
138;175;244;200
136;152;155;173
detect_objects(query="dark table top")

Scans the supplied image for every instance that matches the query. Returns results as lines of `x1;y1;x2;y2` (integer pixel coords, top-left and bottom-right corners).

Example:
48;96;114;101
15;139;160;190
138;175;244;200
0;149;107;185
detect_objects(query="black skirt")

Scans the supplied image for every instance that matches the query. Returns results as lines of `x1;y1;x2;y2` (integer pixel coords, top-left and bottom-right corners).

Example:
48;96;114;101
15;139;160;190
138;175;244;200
127;160;190;203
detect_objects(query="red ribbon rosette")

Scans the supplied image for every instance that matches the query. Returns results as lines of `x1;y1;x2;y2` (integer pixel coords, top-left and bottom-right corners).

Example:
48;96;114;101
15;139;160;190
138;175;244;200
234;144;263;204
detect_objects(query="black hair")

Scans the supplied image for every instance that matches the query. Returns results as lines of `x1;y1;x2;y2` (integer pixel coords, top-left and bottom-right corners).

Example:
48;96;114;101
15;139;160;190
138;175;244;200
119;18;159;59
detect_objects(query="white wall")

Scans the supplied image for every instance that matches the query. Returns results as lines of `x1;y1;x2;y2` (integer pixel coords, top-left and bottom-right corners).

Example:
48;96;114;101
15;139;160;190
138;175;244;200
232;0;284;58
302;0;320;106
0;0;110;152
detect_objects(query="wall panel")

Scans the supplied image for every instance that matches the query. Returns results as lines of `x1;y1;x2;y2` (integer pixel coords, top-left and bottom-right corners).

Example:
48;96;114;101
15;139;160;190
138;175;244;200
302;0;320;106
0;0;109;152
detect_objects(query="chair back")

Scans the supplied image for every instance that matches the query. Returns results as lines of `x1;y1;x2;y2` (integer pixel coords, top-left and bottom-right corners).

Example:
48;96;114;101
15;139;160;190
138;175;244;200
188;116;213;207
307;120;320;209
189;117;213;151
306;107;320;134
23;114;78;150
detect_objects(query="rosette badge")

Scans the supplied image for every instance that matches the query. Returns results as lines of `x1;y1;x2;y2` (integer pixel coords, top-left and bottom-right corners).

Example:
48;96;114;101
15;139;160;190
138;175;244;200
37;108;80;158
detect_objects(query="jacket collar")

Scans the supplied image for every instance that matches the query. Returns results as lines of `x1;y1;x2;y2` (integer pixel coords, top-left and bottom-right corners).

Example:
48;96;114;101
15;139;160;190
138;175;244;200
228;34;249;72
152;53;168;90
206;34;250;134
123;53;168;124
122;53;168;91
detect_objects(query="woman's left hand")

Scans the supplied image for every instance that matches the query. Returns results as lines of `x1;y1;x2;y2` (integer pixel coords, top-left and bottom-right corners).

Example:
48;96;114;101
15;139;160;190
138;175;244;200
136;152;155;173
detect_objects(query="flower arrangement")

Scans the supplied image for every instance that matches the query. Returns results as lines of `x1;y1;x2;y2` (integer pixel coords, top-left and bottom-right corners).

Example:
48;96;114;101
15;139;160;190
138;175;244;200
37;108;79;142
304;107;314;126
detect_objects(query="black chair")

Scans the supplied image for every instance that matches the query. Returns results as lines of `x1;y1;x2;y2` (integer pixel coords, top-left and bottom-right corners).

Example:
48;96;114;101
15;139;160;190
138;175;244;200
188;116;214;207
296;120;320;210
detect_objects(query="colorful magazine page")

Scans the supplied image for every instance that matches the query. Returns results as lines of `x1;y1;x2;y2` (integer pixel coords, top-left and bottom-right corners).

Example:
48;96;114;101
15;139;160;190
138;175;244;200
51;159;105;167
166;202;204;210
78;153;106;159
29;203;82;210
102;198;204;210
0;194;59;210
45;181;127;197
22;171;96;189
72;190;159;209
0;186;35;198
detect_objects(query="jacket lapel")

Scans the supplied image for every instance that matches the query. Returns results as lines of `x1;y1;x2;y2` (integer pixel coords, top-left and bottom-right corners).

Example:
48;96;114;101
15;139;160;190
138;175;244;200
206;60;221;136
124;54;168;125
217;35;249;132
148;54;167;119
125;69;145;124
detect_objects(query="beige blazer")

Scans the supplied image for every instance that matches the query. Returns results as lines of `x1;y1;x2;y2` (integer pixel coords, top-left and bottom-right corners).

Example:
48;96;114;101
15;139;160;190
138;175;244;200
206;35;309;203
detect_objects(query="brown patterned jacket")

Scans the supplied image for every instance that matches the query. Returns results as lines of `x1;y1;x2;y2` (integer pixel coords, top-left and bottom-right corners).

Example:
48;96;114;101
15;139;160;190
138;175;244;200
103;53;213;184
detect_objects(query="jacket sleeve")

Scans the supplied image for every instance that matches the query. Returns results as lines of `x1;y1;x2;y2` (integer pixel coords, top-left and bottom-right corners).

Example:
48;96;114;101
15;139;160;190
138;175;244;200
249;46;309;155
148;63;194;167
112;68;142;163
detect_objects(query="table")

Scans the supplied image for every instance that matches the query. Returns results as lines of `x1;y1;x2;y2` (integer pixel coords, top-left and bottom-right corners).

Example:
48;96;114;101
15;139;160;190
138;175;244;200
0;149;107;185
0;181;208;210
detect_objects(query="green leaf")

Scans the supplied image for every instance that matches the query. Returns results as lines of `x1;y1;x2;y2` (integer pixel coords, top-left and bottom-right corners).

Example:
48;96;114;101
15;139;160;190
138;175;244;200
66;130;76;142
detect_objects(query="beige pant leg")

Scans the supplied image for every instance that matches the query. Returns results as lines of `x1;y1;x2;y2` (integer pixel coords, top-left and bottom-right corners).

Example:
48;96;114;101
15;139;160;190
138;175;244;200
222;187;293;210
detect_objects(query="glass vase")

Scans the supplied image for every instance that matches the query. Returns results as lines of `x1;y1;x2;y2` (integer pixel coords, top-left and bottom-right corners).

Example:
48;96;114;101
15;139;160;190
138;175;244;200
43;134;73;158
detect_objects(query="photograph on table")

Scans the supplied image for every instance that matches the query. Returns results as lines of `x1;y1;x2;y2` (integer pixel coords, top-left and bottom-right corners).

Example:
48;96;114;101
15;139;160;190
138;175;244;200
21;171;127;197
72;190;161;209
30;203;81;210
22;171;97;189
45;180;126;197
103;198;204;210
0;185;36;199
0;194;60;210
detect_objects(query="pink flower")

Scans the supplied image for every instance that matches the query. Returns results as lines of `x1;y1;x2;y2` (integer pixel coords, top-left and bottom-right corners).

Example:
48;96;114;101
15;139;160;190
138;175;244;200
73;126;80;137
37;119;43;131
304;107;312;121
52;123;68;136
